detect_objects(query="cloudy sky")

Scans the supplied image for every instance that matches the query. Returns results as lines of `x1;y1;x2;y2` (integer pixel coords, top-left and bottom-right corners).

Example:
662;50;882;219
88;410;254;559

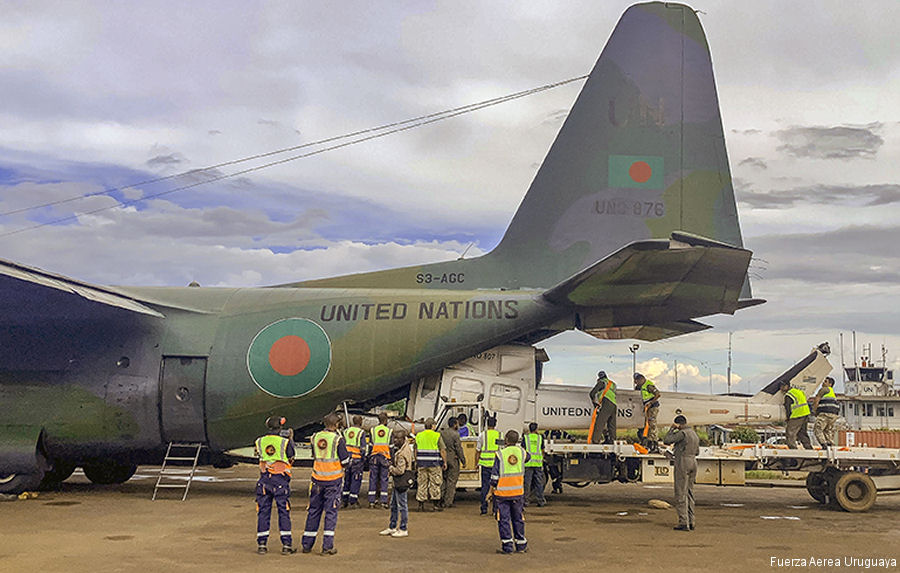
2;1;898;395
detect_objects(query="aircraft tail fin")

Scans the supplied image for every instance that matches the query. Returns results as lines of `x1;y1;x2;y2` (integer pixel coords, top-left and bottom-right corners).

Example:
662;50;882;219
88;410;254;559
486;2;748;292
751;343;834;405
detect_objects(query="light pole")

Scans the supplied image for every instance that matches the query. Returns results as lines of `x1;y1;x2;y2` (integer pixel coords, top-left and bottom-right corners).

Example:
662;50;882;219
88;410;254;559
700;361;712;394
629;344;640;377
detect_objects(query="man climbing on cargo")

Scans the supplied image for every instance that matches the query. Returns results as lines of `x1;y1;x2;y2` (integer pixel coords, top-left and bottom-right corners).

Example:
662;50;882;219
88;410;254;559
780;381;813;449
811;377;839;446
588;371;616;444
634;373;661;453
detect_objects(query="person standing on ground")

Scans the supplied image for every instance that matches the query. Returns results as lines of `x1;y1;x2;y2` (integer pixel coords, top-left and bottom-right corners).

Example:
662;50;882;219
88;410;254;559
663;415;699;531
342;415;367;509
302;413;350;555
414;417;447;512
440;417;466;509
634;372;661;452
781;381;813;449
476;417;501;515
521;422;546;507
368;412;392;508
489;430;530;554
588;371;617;444
380;430;414;538
254;416;296;555
812;377;840;446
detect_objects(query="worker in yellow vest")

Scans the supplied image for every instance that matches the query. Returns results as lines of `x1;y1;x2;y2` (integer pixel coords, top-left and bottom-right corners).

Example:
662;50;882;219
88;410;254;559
780;380;813;449
812;377;840;446
414;417;447;512
341;415;367;509
476;416;501;515
634;372;661;453
301;413;350;555
589;371;617;444
254;416;296;555
488;430;530;554
521;422;546;507
368;412;392;508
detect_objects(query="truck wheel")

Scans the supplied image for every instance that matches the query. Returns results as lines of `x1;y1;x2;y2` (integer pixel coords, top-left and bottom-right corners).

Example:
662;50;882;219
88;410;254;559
0;472;43;495
39;460;77;490
805;472;828;504
564;481;591;488
832;471;877;512
83;461;137;485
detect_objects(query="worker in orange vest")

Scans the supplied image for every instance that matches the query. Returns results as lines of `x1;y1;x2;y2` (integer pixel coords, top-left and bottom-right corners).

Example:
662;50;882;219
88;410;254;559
301;412;350;555
488;430;530;554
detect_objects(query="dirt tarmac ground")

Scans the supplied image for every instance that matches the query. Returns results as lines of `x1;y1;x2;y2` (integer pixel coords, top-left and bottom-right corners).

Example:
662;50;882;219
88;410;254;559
1;464;898;573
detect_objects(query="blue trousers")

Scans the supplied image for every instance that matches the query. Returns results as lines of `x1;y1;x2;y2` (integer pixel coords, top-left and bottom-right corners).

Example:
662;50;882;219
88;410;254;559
303;479;342;551
368;455;390;504
479;466;492;513
496;496;527;553
342;458;364;504
256;472;292;546
389;488;409;531
524;467;546;504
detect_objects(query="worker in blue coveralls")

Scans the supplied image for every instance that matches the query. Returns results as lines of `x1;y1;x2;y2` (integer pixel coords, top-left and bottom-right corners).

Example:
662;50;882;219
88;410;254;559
341;414;368;509
255;415;297;555
302;412;350;555
488;429;530;554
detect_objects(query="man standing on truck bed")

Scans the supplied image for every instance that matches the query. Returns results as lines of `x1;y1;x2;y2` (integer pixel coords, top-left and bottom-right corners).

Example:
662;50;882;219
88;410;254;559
781;380;813;449
589;371;616;444
663;415;699;531
811;377;840;446
635;373;661;453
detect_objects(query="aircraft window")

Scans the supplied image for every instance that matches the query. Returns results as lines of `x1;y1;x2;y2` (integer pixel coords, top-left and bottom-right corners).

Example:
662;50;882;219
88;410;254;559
450;377;483;402
488;383;521;414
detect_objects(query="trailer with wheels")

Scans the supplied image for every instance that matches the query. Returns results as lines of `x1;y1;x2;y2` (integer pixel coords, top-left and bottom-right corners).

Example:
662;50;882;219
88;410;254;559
545;441;900;512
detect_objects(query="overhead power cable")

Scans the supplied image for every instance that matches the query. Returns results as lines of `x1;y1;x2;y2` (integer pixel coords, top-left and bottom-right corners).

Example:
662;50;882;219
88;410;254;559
0;74;588;238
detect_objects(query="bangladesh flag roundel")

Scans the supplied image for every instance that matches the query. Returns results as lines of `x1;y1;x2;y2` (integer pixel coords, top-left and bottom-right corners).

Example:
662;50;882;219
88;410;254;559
608;155;664;189
247;318;332;398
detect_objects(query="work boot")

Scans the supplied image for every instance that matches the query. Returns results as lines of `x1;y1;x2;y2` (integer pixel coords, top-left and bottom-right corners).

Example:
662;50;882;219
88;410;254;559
281;545;297;555
341;500;348;509
433;501;443;512
301;547;312;554
257;545;267;555
322;548;338;556
417;501;426;512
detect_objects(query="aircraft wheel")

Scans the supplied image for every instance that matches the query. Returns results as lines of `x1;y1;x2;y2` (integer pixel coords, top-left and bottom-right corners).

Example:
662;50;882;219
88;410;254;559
832;471;876;512
38;460;78;490
805;472;828;504
564;481;591;488
83;461;138;485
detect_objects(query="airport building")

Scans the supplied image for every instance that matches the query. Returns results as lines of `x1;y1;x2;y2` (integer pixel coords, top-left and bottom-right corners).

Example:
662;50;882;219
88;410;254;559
838;360;900;431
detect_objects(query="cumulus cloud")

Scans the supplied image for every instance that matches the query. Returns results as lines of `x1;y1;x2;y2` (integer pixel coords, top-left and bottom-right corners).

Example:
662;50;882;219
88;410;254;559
775;124;884;159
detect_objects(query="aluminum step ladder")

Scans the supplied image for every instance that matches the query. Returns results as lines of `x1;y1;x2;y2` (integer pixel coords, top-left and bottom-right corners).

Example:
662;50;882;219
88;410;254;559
152;442;203;501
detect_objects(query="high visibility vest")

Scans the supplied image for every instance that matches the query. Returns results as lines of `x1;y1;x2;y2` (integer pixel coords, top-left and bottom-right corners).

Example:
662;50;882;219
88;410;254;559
524;432;543;467
640;380;657;405
344;426;363;459
311;431;343;482
816;387;840;415
256;434;292;475
415;429;442;467
495;445;525;498
370;424;392;459
787;388;811;419
479;429;501;467
600;379;616;405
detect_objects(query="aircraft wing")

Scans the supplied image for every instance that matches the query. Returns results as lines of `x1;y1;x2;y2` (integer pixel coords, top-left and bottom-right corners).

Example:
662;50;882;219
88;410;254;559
580;320;712;342
0;258;165;323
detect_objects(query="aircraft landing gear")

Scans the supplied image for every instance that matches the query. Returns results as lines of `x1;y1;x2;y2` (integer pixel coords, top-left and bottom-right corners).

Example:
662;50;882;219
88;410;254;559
82;460;137;485
0;453;47;495
38;459;77;490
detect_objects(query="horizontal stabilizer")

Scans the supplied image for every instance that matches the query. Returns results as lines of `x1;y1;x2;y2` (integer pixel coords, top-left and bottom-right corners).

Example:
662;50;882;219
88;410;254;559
542;236;752;318
753;343;833;404
0;258;165;322
583;320;711;342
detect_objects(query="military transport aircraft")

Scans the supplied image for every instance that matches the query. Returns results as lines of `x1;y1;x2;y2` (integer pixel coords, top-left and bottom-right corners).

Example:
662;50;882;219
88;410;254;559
0;2;762;493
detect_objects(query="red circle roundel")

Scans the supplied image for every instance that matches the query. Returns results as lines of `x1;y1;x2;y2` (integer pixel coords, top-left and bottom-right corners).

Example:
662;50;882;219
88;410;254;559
247;318;331;398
